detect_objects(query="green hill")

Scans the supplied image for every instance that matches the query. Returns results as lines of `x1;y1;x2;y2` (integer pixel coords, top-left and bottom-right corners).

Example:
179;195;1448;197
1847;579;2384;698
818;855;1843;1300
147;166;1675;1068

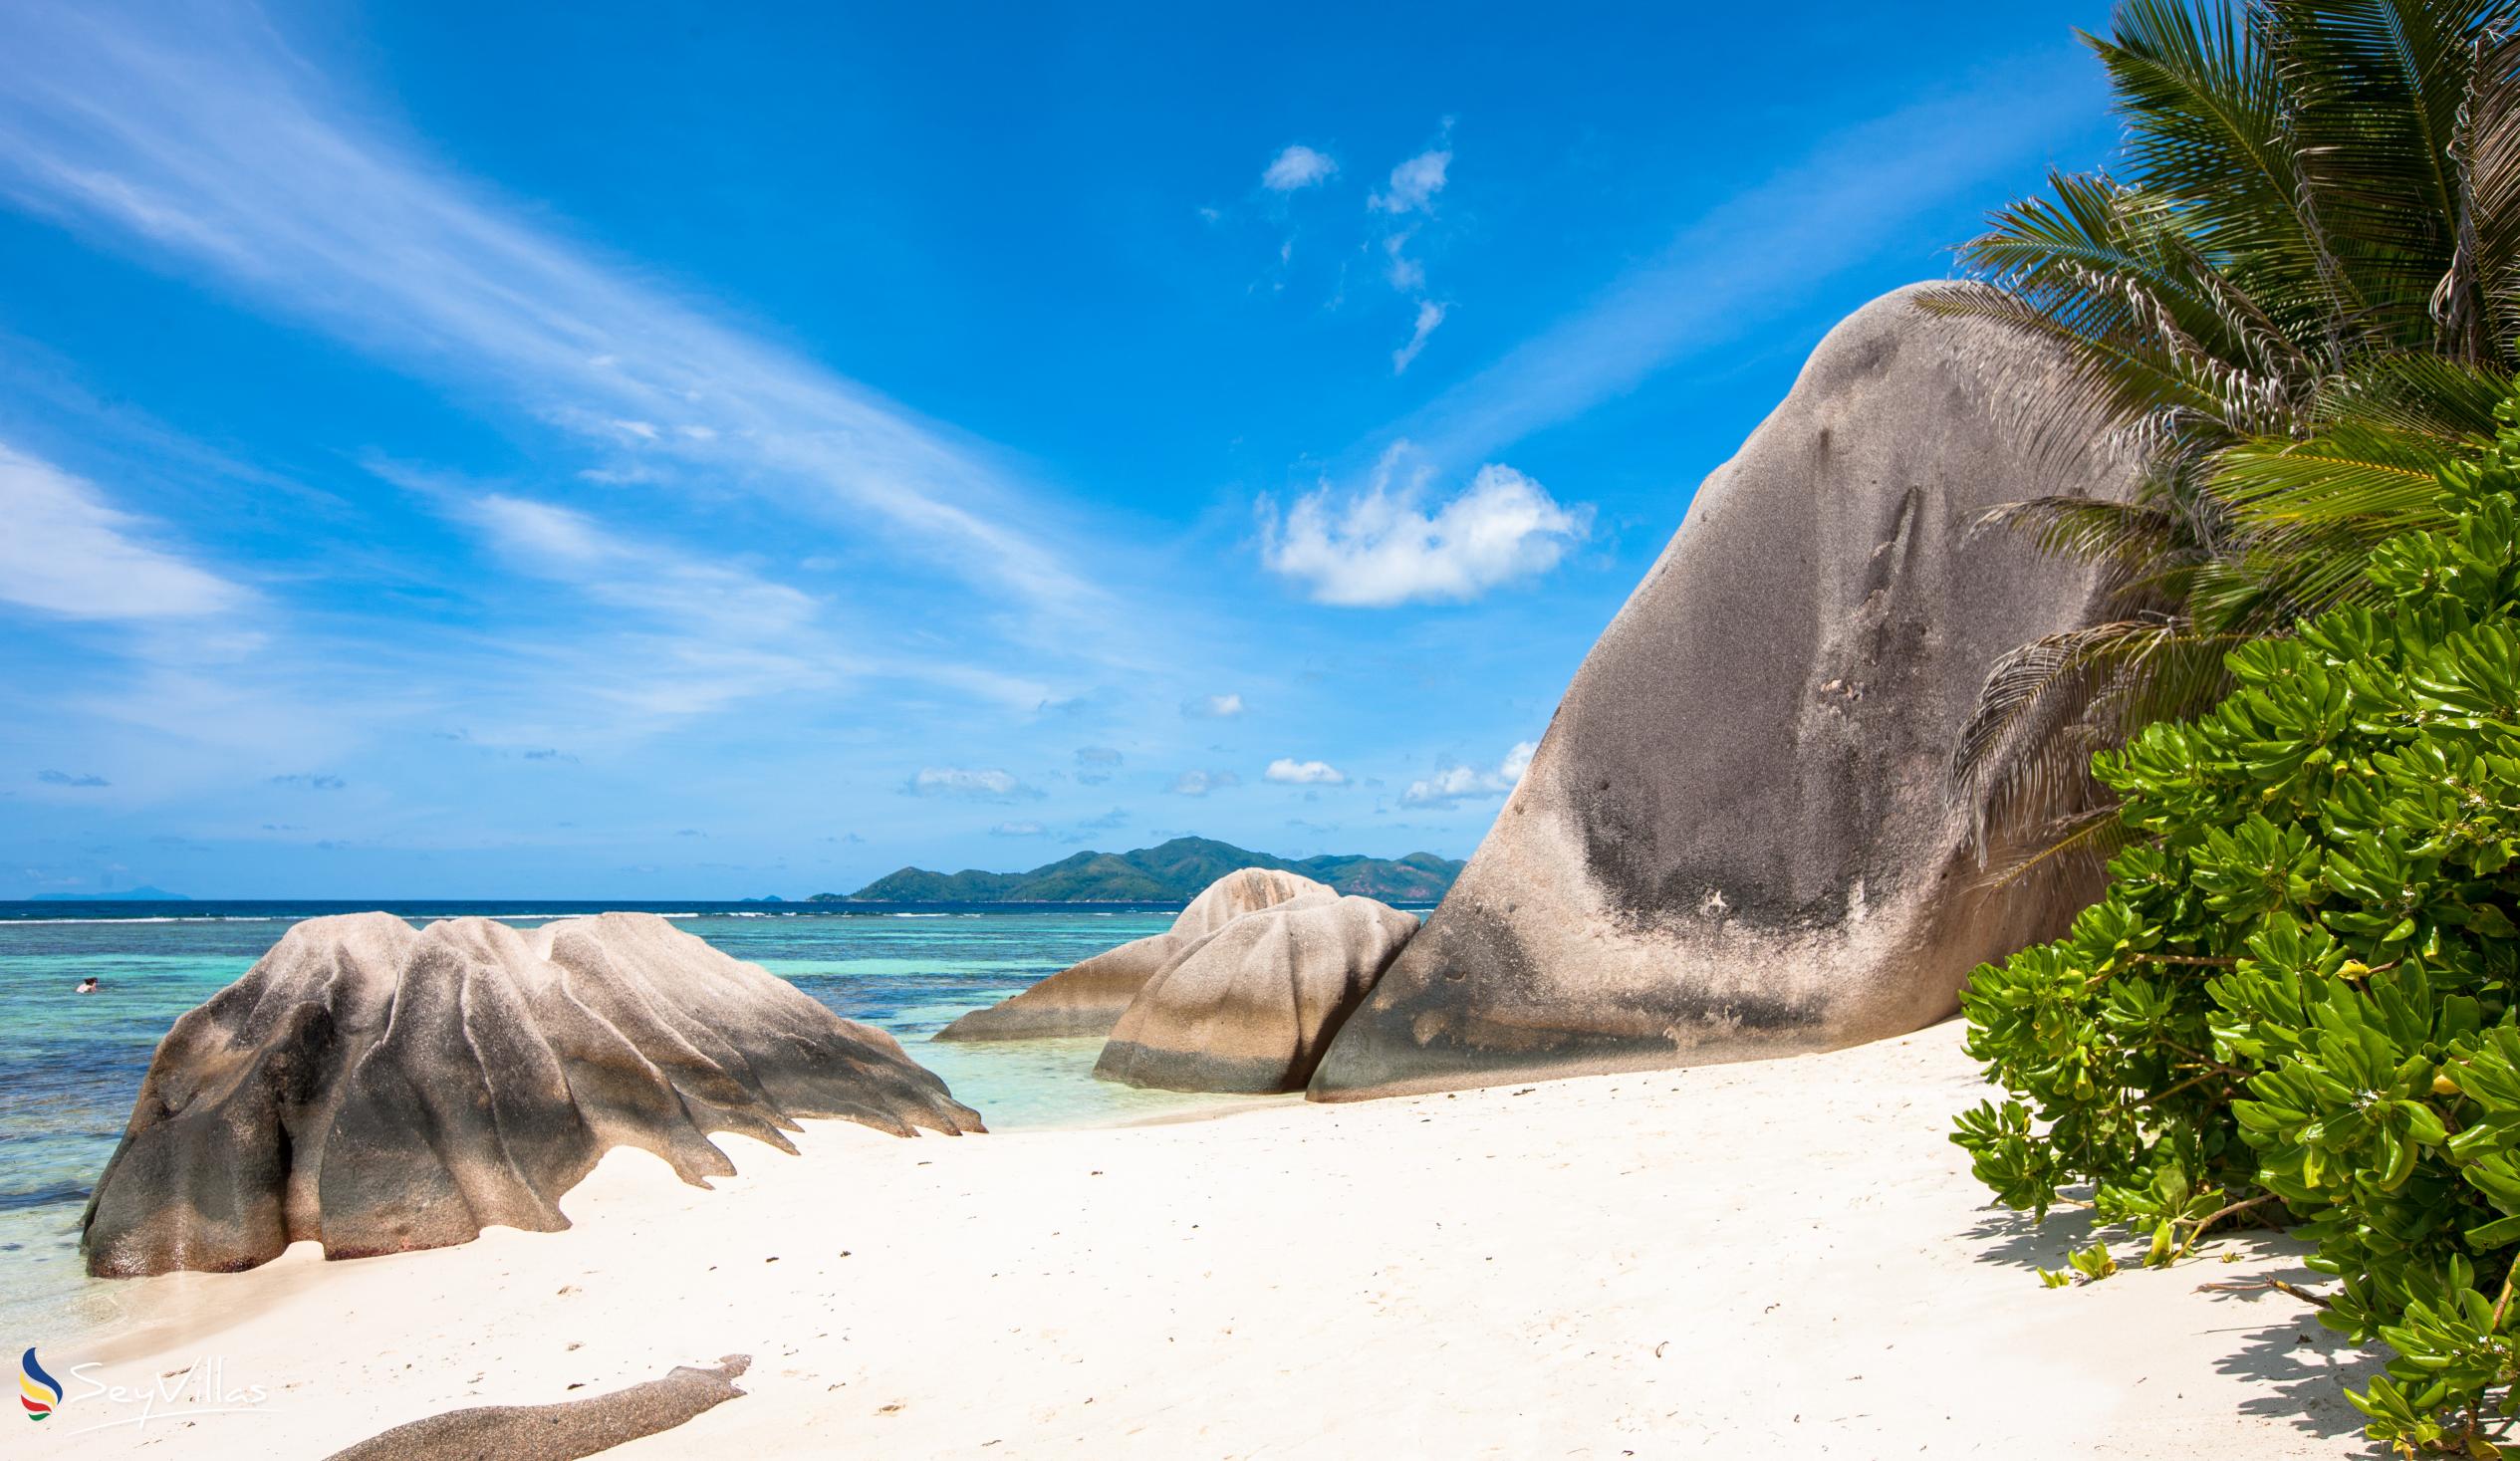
820;837;1461;903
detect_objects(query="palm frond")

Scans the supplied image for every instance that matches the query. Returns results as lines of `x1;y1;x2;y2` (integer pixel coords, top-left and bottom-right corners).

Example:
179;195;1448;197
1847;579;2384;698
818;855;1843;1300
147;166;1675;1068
1977;803;2138;893
2272;1;2512;339
1929;1;2520;880
2461;21;2520;352
1952;618;2247;858
2094;0;2366;337
1973;496;2188;576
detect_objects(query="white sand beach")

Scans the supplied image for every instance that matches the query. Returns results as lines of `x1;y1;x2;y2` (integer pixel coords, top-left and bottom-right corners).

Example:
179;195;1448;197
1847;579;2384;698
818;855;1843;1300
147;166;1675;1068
29;1022;2377;1458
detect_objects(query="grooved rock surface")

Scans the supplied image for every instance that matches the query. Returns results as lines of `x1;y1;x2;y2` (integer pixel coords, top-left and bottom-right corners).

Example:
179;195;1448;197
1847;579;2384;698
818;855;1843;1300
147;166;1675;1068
1307;285;2136;1102
1097;894;1419;1094
326;1354;751;1461
934;868;1331;1041
83;912;980;1278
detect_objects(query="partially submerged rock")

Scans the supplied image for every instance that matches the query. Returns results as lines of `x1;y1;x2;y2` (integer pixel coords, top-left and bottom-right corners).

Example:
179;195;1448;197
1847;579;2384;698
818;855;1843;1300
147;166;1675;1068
1097;894;1418;1094
1308;285;2136;1102
84;912;980;1278
934;868;1330;1041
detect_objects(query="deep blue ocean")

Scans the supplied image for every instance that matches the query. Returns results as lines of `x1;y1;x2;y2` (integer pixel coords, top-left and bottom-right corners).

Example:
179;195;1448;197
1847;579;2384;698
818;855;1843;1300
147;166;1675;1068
0;899;1332;1335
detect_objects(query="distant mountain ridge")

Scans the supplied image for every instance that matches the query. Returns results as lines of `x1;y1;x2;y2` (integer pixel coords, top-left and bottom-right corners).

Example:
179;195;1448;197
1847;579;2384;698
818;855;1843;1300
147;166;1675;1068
825;837;1462;903
30;885;190;901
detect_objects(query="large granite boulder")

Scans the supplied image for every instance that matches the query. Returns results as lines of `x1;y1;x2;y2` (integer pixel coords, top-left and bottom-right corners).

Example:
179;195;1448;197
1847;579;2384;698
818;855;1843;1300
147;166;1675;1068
1306;285;2137;1102
84;911;981;1278
1096;894;1418;1094
934;868;1330;1041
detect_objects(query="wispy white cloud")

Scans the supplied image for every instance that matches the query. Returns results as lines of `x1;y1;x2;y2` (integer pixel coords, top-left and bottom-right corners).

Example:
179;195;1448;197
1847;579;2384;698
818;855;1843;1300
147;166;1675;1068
1265;757;1347;786
989;820;1046;837
1402;739;1536;807
1262;144;1337;191
1370;125;1453;373
457;493;820;642
1181;693;1246;719
1392;300;1445;373
1383;234;1426;292
907;767;1043;802
1168;769;1239;797
0;441;243;620
0;1;1101;625
428;490;857;722
1379;60;2102;476
1264;452;1589;607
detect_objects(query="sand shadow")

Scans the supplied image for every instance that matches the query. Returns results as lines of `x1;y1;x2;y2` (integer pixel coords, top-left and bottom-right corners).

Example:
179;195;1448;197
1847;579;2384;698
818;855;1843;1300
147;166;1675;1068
1968;1202;2391;1454
1960;1199;2098;1271
2191;1258;2390;1452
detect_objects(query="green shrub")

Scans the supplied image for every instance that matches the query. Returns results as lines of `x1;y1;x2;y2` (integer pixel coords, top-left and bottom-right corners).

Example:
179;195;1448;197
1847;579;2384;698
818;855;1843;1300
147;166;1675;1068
1954;399;2520;1456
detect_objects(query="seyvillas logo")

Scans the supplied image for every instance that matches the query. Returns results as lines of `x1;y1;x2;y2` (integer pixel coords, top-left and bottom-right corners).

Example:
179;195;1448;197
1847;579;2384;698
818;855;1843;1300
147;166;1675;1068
20;1347;62;1421
49;1353;276;1435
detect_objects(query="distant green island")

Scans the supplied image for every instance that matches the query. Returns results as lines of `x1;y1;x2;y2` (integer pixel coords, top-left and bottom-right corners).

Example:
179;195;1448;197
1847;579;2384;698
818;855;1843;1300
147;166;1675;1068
824;837;1463;903
29;885;191;901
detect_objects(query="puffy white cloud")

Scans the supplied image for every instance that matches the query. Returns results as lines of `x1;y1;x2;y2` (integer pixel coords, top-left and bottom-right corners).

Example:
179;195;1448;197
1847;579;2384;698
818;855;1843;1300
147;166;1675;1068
1400;764;1487;807
0;443;243;620
1392;300;1445;373
1403;740;1539;808
906;767;1042;802
1373;146;1451;215
1181;693;1246;719
1262;144;1337;191
1265;758;1348;786
1264;456;1591;607
1169;769;1241;797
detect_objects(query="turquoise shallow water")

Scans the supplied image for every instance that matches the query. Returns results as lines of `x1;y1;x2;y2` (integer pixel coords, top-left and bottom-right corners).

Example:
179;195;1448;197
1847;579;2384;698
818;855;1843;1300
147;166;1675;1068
0;903;1255;1337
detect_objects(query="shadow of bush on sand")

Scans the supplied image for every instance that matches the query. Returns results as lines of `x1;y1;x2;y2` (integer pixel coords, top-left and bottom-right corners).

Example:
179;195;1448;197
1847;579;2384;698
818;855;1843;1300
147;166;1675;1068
1968;1202;2391;1453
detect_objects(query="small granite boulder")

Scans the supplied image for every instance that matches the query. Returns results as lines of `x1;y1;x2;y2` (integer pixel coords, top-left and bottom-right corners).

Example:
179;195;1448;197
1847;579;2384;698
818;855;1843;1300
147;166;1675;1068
1095;893;1419;1094
83;911;980;1278
934;867;1330;1041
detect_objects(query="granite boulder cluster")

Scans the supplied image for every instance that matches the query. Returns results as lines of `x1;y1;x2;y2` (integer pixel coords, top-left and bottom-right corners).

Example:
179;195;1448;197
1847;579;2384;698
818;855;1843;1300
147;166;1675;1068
939;867;1422;1095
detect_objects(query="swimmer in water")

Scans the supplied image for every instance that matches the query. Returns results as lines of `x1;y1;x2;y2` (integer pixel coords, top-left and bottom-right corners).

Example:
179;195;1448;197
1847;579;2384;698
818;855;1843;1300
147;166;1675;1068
75;977;99;995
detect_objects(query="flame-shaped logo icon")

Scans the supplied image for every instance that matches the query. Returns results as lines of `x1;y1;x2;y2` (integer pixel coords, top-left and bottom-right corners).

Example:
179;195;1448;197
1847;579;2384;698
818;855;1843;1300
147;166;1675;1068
20;1348;62;1421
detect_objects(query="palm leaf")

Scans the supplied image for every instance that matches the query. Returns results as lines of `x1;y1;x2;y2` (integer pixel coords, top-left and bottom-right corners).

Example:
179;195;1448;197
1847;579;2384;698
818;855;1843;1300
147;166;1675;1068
1931;1;2518;877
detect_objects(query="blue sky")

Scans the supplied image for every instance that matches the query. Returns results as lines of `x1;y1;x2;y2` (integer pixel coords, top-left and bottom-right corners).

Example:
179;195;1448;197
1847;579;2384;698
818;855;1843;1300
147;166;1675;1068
0;0;2118;899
